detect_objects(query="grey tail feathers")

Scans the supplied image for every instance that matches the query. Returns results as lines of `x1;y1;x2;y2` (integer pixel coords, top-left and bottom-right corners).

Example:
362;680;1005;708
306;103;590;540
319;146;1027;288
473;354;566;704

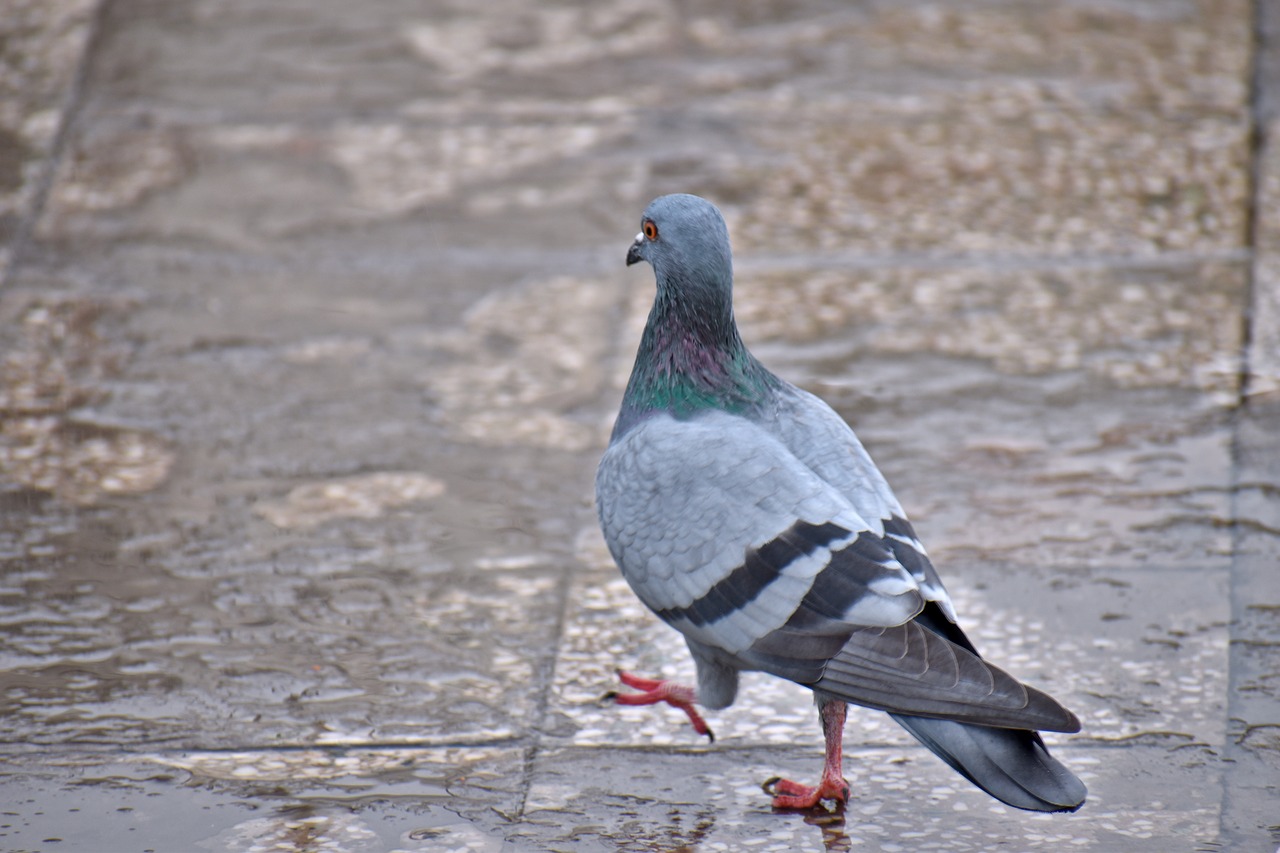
890;714;1087;812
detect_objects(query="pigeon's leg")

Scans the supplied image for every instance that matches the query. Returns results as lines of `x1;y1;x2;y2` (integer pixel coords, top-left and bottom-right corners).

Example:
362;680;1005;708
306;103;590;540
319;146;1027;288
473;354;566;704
606;670;714;741
763;698;850;810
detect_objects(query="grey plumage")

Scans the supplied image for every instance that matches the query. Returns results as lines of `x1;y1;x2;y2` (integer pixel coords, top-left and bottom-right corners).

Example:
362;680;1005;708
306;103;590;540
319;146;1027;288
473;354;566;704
596;193;1086;812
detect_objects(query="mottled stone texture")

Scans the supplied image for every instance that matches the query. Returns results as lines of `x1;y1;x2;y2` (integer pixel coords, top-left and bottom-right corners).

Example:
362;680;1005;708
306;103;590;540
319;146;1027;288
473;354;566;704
0;1;1277;851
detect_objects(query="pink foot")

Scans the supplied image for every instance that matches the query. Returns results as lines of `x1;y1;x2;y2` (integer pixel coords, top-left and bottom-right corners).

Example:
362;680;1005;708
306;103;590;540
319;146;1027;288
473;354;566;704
762;774;851;811
763;698;851;811
605;670;714;741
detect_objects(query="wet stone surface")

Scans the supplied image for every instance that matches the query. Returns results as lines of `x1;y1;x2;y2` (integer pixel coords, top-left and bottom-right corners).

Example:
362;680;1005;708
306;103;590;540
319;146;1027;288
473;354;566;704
2;0;1279;851
515;743;1222;853
0;747;525;852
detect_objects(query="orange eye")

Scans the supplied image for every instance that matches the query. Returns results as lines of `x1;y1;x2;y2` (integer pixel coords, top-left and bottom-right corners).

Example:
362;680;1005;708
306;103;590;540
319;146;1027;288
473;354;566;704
642;220;659;240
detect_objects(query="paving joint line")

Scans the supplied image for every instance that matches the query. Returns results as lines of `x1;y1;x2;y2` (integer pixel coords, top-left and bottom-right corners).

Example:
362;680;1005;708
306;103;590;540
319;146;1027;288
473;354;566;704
2;0;114;291
1218;0;1274;845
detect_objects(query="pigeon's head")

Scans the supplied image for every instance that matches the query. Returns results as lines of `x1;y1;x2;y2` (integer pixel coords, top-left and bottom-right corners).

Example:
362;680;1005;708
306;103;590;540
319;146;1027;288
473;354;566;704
626;194;733;295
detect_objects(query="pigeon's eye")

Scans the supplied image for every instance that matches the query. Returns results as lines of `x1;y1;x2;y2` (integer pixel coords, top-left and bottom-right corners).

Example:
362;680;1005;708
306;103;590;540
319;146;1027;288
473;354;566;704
643;220;659;241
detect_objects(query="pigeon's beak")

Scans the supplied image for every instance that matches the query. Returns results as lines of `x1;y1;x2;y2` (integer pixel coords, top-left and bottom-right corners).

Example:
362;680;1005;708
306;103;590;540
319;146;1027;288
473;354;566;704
626;232;644;267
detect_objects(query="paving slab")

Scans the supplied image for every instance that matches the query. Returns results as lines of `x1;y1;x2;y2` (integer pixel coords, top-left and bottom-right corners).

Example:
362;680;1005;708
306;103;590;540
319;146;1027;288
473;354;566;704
515;743;1219;853
0;746;525;852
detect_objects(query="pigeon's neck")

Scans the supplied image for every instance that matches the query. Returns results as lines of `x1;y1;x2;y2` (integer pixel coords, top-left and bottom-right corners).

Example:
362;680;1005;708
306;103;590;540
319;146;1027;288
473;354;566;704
614;282;778;439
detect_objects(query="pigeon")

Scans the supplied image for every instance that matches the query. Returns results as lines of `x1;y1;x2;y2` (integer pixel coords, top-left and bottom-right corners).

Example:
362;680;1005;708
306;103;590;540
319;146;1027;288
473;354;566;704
595;193;1087;813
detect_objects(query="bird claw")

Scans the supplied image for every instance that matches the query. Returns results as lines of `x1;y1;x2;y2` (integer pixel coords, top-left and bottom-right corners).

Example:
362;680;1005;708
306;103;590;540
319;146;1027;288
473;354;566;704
615;670;666;692
763;775;851;811
608;670;714;741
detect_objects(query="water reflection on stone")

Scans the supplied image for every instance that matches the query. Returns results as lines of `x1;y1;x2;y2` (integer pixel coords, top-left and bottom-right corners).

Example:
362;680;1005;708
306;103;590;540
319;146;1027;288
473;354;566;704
0;294;173;505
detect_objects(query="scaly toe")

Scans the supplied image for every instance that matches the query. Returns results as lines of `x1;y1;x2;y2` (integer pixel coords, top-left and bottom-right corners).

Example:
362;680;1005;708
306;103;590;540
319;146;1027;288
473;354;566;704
771;788;822;810
616;670;664;691
765;776;850;811
762;777;812;798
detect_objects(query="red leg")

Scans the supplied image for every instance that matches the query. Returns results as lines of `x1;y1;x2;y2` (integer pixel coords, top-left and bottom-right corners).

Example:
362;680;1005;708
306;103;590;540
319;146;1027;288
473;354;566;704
763;699;851;810
606;670;714;741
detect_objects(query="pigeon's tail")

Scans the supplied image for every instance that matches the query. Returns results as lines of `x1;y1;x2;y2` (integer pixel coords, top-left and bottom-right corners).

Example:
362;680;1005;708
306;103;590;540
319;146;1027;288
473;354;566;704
890;714;1087;813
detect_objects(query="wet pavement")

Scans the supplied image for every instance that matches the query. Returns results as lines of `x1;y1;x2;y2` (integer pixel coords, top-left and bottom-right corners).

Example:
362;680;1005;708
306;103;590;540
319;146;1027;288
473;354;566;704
1;0;1278;851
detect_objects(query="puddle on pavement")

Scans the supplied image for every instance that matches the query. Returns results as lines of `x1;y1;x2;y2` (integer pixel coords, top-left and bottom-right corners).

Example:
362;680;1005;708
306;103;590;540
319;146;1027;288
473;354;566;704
0;293;174;506
0;544;567;749
0;747;521;853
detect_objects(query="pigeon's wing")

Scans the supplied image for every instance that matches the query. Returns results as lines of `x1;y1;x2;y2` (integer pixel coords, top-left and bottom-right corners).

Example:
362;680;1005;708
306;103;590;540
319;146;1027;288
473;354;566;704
596;410;1072;730
596;410;924;658
768;385;957;621
758;387;1079;732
